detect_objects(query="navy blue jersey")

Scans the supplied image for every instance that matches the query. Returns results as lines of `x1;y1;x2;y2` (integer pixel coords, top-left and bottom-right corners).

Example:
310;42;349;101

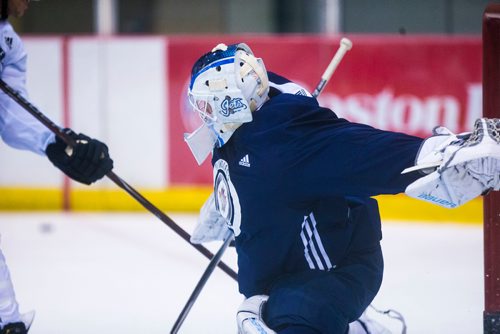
211;78;423;297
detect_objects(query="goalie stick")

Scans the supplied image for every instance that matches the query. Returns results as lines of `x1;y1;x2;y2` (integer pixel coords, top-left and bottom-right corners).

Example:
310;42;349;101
0;78;238;281
312;37;352;98
170;231;234;334
171;37;354;333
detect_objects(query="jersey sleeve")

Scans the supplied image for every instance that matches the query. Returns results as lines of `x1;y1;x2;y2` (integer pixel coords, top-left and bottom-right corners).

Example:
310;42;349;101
268;71;312;97
278;105;424;199
0;22;54;155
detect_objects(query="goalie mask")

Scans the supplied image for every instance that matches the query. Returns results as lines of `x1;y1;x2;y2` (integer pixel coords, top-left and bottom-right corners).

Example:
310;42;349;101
184;43;269;165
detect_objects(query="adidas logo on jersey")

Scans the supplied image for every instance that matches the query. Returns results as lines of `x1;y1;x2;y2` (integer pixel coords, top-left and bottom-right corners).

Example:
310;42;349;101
295;89;308;96
239;154;251;167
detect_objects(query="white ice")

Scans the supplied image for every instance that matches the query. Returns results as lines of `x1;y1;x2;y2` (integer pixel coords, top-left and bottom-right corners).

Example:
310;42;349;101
0;212;483;334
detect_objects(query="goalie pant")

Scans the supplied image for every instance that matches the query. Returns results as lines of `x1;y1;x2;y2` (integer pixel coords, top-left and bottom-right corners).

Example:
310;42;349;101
210;73;424;333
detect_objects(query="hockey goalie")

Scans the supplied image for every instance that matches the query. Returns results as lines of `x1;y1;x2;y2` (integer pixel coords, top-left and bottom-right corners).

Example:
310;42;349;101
185;42;500;334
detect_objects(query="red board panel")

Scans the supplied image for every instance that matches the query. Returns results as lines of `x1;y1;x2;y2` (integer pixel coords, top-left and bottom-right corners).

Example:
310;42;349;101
167;35;481;185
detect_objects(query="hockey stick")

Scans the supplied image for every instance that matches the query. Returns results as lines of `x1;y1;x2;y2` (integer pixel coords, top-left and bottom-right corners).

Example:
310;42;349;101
0;78;238;281
170;38;354;333
170;231;234;334
312;37;352;98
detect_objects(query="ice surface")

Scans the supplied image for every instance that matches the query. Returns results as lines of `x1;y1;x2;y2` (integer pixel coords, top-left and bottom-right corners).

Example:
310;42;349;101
0;213;483;333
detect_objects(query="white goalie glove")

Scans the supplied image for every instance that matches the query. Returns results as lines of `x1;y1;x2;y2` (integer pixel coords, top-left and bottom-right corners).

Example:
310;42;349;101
190;192;231;244
237;295;276;334
403;118;500;208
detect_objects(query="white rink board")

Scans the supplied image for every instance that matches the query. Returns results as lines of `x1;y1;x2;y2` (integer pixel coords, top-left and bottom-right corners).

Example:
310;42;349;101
0;38;64;187
0;37;168;189
0;213;483;334
69;38;168;189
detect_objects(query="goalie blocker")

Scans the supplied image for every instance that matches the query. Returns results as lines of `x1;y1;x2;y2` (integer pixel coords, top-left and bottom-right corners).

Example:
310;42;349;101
403;118;500;208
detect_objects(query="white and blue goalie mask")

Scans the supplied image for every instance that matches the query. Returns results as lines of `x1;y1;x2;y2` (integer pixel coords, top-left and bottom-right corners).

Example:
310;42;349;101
184;43;269;165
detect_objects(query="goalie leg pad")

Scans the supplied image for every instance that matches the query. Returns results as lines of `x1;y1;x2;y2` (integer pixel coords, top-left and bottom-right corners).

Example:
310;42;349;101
237;295;277;334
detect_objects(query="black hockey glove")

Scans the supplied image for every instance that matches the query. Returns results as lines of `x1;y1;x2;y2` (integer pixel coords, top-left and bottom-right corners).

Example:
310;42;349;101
45;129;113;185
0;321;27;334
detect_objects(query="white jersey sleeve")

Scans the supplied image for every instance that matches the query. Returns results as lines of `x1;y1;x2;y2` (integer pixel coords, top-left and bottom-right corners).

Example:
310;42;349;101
0;21;54;156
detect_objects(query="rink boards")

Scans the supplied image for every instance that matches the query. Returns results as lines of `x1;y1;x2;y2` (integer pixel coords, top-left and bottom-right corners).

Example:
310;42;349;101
0;35;483;223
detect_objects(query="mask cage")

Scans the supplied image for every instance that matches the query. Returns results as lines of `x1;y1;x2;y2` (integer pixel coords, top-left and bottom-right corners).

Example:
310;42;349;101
187;92;217;124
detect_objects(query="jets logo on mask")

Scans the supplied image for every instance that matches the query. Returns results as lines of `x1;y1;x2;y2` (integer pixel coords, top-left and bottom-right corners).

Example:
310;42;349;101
220;96;247;117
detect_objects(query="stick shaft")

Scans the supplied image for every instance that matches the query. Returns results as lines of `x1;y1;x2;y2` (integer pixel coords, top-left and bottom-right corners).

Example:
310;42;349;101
312;38;352;97
0;79;238;281
170;233;233;334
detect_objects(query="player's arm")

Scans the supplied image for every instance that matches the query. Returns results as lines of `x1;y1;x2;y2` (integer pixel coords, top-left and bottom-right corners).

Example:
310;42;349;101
1;97;113;185
0;26;113;185
287;114;499;209
284;116;424;200
0;26;54;155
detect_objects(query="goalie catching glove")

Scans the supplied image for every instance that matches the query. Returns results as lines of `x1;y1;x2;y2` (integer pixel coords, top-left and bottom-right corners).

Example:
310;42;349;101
403;118;500;208
45;129;113;185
